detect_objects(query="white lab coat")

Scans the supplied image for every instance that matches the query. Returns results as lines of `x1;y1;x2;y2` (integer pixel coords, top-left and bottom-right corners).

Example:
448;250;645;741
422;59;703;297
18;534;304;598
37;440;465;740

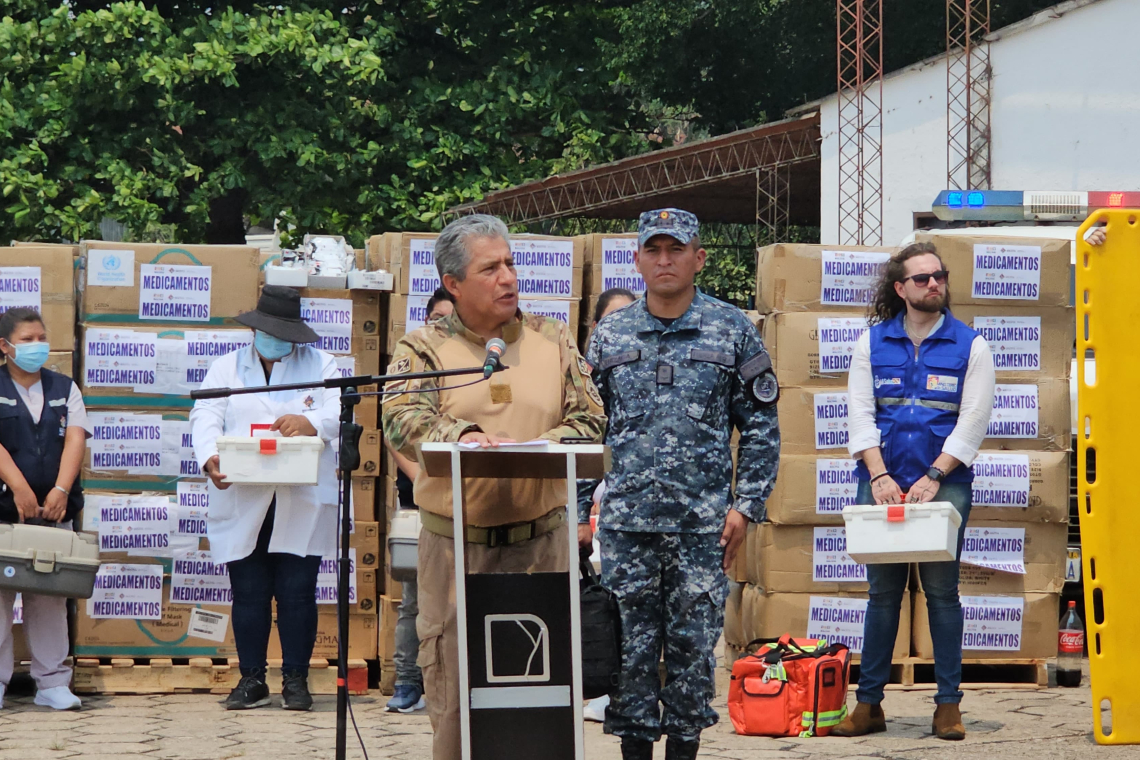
189;344;340;565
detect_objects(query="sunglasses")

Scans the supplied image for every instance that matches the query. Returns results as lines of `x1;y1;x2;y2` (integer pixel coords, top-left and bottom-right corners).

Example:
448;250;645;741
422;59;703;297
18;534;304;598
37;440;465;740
903;270;949;287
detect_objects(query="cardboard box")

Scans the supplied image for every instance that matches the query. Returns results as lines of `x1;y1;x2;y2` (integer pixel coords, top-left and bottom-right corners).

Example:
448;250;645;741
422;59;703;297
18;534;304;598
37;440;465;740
46;351;74;379
378;594;400;661
952;305;1075;380
755;244;897;314
82;242;260;325
915;521;1069;595
268;611;377;661
724;581;745;647
969;450;1070;523
985;378;1070;452
0;247;77;351
777;386;852;456
740;583;910;661
351;476;378;522
357;428;383;476
581;233;644;303
915;233;1071;308
299;288;386;339
764;311;867;388
746;523;870;593
765;454;859;526
82;410;191;493
912;591;1059;660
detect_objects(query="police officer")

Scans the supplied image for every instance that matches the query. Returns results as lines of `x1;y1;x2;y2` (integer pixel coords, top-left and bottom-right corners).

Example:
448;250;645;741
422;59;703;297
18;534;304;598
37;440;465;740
584;209;780;760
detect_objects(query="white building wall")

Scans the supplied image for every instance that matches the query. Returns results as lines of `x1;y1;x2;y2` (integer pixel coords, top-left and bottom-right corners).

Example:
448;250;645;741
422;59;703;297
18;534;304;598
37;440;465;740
819;0;1140;246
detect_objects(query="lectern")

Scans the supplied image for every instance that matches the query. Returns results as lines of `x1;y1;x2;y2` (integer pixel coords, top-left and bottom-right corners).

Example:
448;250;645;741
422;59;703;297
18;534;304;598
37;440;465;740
418;442;610;760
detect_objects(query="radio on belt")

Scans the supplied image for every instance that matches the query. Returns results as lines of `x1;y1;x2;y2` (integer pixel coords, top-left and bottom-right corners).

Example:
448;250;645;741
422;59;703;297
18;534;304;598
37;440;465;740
215;435;325;485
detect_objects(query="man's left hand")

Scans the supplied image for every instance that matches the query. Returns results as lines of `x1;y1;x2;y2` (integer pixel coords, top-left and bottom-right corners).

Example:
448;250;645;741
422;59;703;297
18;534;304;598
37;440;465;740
908;476;941;503
577;523;593;549
42;488;68;522
272;414;317;437
720;509;750;571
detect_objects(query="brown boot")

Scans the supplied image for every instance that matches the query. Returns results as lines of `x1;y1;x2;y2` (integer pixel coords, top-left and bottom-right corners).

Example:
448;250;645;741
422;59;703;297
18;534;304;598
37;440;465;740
932;703;966;740
830;702;886;737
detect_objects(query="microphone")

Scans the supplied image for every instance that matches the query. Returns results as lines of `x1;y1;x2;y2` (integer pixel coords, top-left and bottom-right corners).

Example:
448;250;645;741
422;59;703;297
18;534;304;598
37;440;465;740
483;338;507;378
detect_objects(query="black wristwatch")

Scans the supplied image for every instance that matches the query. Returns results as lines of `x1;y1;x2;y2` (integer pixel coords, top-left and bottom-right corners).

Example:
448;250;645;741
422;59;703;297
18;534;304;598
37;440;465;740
926;466;946;482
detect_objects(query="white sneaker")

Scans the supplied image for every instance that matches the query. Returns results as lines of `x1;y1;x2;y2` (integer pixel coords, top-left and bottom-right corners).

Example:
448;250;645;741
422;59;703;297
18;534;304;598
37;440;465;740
583;694;609;723
34;686;81;710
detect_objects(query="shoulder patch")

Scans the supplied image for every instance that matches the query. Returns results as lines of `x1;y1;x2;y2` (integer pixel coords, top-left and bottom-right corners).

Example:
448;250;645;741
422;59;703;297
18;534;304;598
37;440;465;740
739;351;773;383
585;378;604;408
387;357;411;375
576;354;592;377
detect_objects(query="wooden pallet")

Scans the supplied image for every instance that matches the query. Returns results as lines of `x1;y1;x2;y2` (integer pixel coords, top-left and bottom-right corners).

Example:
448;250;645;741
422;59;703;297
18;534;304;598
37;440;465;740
73;657;369;695
851;657;1049;691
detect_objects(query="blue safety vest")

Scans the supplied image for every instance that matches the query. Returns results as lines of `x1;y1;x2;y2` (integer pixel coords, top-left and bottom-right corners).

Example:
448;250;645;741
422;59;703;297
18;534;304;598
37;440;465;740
0;365;83;524
856;310;977;491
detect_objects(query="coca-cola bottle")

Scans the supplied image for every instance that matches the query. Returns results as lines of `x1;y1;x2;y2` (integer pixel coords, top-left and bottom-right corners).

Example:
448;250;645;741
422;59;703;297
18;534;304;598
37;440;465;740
1057;600;1085;688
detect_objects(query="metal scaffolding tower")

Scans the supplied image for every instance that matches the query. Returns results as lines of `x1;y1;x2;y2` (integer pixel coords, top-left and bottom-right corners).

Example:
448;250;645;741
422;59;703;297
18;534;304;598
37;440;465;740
836;0;884;245
947;0;992;191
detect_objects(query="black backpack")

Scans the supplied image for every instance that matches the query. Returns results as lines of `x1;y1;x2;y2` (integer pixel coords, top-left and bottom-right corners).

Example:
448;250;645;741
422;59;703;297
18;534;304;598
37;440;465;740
579;548;622;699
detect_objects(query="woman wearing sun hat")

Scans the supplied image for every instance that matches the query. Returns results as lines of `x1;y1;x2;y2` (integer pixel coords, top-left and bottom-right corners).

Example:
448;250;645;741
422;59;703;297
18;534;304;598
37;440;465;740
190;285;340;712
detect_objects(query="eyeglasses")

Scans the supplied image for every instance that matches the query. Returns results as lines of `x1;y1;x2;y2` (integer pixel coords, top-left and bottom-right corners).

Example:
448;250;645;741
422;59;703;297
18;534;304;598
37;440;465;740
902;270;949;287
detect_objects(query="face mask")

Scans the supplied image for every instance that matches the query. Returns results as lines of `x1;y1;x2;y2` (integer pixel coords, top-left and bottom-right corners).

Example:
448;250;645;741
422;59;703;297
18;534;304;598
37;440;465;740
7;341;49;373
254;331;294;361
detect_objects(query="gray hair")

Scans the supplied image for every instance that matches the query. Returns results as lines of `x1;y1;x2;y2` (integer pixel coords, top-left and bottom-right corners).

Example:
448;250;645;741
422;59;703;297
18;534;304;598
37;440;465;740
435;214;511;282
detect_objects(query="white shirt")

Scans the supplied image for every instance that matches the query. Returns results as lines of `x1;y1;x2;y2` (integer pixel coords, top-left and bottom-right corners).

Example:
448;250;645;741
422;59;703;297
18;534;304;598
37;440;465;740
13;379;88;429
847;317;997;467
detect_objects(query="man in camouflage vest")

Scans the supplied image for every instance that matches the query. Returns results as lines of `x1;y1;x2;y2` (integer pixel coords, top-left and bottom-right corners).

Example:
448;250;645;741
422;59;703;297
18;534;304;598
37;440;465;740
381;214;605;760
583;209;780;760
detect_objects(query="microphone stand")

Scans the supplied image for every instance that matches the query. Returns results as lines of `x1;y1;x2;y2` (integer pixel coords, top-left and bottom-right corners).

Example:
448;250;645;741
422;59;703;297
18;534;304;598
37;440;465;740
191;362;503;760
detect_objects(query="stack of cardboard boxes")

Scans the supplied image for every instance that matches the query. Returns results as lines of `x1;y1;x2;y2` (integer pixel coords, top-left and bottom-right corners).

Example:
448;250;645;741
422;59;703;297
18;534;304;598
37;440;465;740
578;233;642;348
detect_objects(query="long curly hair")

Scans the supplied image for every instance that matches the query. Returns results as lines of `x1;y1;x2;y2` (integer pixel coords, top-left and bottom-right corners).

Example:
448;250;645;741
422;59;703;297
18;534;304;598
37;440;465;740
867;242;947;325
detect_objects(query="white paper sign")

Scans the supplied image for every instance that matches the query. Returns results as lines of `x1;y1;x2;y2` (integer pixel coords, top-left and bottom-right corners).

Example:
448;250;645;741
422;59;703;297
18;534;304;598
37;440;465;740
972;244;1042;300
159;419;199;478
987;384;1039;439
175;482;210;536
301;297;353;355
187;608;230;641
139;264;212;321
86;564;164;620
820;250;891;306
812;527;866;583
599;238;645;294
141;338;186;395
521;299;572;324
407;238;440;296
807;596;869;652
816;459;859;514
817;317;869;374
513;239;576;298
961;527;1026;574
813;392;850;450
974;316;1041;372
88;412;164;474
0;267;42;314
316;548;357;605
84;329;158;387
404;295;430;334
96;495;175;556
171;551;232;606
971;453;1031;507
961;595;1025;650
334;356;356;379
182;330;253;390
87;249;135;287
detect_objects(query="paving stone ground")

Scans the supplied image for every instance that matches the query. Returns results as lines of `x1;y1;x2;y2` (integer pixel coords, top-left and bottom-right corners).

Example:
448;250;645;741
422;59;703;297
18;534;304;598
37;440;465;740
0;661;1133;759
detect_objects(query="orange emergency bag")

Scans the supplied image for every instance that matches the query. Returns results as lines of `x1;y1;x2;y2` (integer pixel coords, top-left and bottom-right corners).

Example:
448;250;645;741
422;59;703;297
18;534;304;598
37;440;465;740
728;635;851;737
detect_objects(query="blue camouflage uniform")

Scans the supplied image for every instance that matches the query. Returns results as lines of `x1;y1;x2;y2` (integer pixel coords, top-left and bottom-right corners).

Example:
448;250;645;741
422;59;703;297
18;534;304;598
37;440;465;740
584;214;780;741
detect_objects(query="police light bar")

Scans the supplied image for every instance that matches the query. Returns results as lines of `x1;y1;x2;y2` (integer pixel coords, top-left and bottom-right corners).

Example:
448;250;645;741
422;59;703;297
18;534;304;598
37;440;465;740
932;189;1140;222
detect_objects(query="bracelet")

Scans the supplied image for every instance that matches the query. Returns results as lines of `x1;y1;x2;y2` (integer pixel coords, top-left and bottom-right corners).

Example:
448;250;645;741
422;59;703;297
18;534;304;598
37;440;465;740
53;485;68;496
870;472;890;484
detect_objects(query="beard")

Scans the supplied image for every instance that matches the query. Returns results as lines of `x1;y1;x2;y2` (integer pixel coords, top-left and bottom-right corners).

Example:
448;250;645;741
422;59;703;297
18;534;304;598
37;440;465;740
908;291;948;314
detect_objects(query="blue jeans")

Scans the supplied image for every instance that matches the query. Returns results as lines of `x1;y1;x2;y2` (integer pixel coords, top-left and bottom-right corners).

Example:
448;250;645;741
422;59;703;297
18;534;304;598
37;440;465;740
227;502;322;679
854;480;971;706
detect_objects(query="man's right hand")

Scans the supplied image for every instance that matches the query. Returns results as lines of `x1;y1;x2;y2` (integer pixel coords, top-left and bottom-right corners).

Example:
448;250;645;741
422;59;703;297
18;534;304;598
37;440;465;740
459;431;516;449
13;486;39;522
870;474;904;505
203;456;231;490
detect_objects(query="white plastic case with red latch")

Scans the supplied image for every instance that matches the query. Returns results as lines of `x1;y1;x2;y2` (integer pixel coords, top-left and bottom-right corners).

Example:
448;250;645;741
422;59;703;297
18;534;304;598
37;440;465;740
216;436;325;485
841;502;962;564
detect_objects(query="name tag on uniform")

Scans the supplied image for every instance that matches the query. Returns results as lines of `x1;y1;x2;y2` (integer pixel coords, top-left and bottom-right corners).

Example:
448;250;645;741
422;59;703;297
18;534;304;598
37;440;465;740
926;375;959;393
656;364;673;385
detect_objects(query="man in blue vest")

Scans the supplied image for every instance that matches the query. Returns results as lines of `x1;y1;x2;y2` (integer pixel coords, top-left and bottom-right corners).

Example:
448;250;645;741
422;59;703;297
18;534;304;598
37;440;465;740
834;242;995;740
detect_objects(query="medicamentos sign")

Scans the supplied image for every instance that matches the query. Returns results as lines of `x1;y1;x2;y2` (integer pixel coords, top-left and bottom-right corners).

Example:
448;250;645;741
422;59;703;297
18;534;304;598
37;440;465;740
986;384;1039;439
813;392;850;450
820;251;891;306
0;267;42;314
973;316;1041;371
139;264;212;321
817;317;869;373
971;453;1031;507
301;297;353;355
816;459;859;515
812;527;866;583
598;238;645;294
807;596;869;653
971;244;1041;300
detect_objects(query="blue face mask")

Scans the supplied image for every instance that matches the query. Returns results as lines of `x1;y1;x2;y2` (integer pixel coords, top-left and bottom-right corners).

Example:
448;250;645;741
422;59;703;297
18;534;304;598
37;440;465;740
8;341;49;373
254;331;294;361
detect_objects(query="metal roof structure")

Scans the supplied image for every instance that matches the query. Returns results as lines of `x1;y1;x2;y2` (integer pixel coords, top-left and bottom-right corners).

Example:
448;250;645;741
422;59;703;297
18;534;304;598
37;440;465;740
446;112;822;229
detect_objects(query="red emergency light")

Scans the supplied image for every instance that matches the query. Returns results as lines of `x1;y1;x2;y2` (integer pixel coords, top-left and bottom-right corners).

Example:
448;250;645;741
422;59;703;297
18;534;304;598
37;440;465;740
1088;191;1140;209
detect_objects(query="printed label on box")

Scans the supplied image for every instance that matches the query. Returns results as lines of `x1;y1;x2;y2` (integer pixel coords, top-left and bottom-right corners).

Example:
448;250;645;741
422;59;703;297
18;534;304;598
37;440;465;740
96;494;174;556
813;392;850;450
971;453;1031;507
139;264;212;321
812;527;866;582
820;251;891;306
0;267;42;314
404;295;430;333
301;297;353;355
86;564;164;620
187;607;229;642
181;330;253;391
972;244;1041;300
84;329;157;387
599;238;644;294
176;482;209;536
87;249;135;287
816;458;859;514
335;356;356;379
807;596;869;652
961;595;1025;650
159;419;198;478
316;548;358;605
171;550;232;605
986;384;1039;439
408;238;440;296
143;338;187;395
961;526;1026;574
817;317;869;373
520;299;572;324
974;316;1041;371
513;239;575;298
88;412;164;474
12;593;22;626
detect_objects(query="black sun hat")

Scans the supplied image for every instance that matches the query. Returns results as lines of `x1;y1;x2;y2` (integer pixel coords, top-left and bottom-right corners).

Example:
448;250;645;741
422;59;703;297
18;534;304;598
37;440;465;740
235;285;320;344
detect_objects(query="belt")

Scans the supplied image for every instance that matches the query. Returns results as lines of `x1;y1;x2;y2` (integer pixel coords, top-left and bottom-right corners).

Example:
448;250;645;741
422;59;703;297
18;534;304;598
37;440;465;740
876;397;961;412
420;508;565;548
